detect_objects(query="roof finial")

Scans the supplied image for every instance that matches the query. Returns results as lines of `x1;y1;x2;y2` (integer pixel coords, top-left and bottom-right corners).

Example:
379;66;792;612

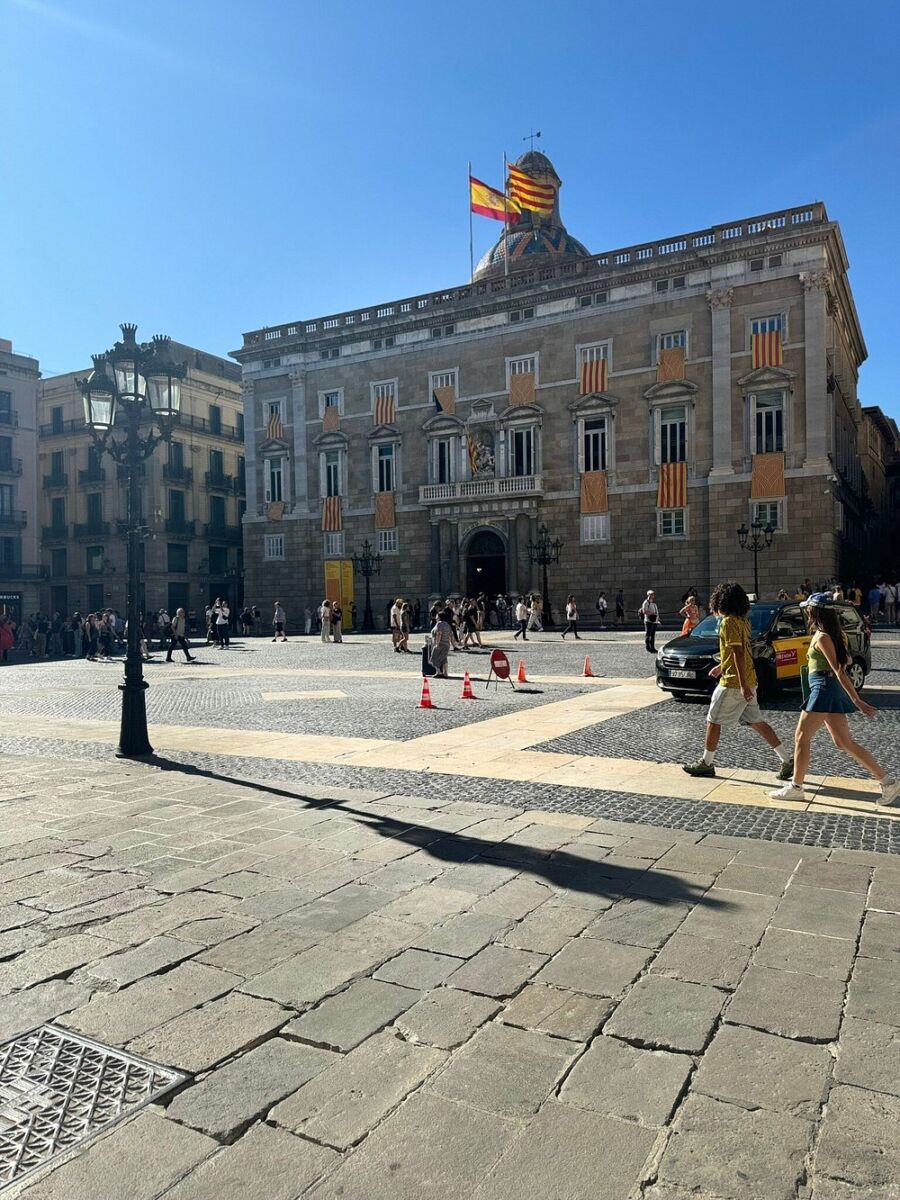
523;129;542;152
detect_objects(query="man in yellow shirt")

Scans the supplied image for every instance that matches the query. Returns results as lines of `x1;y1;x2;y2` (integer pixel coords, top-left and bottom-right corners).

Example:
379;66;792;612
683;581;793;779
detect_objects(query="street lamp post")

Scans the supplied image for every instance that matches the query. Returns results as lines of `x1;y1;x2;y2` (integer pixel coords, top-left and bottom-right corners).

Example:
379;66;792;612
352;538;382;632
78;324;186;758
527;524;563;628
737;519;775;599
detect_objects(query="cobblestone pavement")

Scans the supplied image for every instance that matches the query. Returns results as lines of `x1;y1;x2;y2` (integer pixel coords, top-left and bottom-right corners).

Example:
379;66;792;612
0;754;898;1199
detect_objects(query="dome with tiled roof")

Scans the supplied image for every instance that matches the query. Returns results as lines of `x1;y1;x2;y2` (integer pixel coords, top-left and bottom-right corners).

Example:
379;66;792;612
473;151;590;281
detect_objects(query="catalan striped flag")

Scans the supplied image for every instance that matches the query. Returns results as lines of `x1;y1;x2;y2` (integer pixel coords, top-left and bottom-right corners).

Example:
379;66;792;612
321;495;342;532
266;410;284;440
507;162;555;216
470;175;519;223
373;391;395;426
751;330;783;370
580;358;608;395
657;461;687;509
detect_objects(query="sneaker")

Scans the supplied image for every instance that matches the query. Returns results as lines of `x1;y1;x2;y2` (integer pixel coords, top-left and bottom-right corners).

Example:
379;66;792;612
770;783;806;801
777;757;795;781
683;760;716;778
879;776;900;806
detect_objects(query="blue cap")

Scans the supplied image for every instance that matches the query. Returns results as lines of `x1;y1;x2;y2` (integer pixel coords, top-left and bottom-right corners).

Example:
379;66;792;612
800;592;834;608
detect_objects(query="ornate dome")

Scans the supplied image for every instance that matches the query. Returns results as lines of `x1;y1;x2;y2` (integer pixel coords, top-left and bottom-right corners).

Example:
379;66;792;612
473;150;589;281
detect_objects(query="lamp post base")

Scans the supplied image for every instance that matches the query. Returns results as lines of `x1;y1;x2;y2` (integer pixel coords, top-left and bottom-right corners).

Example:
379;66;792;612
116;678;154;758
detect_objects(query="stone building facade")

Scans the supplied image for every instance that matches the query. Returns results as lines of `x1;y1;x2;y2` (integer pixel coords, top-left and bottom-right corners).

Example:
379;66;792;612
0;338;41;621
38;344;245;618
233;153;868;624
860;405;900;576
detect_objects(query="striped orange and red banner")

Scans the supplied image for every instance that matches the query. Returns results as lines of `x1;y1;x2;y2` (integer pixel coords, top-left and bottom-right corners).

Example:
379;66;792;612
321;495;342;532
658;461;687;509
373;393;395;426
580;359;608;395
507;163;555;216
751;330;783;370
266;411;284;440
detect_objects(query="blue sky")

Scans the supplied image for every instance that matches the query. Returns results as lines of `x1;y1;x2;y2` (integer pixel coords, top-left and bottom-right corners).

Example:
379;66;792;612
3;0;899;418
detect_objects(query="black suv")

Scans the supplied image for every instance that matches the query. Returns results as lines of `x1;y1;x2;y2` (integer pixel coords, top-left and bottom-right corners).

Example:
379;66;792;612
656;601;871;700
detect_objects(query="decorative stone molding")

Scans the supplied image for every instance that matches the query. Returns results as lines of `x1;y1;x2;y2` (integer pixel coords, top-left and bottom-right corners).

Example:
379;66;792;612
567;392;619;417
643;379;699;406
800;270;832;293
737;364;795;390
706;287;734;310
312;429;350;450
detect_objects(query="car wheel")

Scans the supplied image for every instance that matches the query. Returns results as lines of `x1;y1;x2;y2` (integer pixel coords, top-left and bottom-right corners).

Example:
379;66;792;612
846;659;866;691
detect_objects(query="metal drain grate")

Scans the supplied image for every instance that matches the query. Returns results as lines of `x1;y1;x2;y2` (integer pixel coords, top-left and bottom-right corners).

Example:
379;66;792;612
0;1024;186;1190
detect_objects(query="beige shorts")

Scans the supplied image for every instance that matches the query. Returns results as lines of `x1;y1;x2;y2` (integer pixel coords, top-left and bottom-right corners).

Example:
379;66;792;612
707;684;762;731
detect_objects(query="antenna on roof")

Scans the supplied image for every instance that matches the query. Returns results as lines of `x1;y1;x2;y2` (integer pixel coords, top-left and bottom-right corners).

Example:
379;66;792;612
523;130;542;152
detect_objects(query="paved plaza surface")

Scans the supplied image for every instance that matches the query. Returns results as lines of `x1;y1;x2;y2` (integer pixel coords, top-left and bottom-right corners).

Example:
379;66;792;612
0;629;899;1197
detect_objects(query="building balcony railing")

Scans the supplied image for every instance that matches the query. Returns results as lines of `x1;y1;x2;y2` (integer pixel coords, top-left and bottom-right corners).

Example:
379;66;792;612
419;474;543;504
43;472;68;490
205;471;234;492
40;417;84;437
233;475;246;495
0;562;47;580
42;523;69;541
177;412;243;442
0;410;19;428
0;457;22;476
74;520;109;539
0;510;27;529
78;466;106;484
165;517;196;536
205;523;242;544
163;464;193;483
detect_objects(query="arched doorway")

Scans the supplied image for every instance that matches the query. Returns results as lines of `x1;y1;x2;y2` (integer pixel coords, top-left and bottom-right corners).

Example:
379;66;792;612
465;528;506;596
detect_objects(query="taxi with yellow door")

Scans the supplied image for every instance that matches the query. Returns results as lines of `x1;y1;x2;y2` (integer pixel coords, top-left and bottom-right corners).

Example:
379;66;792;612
656;601;871;700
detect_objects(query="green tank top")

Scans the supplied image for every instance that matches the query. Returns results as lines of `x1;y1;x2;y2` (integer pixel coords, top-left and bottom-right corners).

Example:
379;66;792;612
807;638;832;674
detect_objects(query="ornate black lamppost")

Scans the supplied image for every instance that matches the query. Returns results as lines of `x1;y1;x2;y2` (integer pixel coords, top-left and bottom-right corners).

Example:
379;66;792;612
528;524;563;628
78;324;185;757
737;519;774;599
352;538;382;632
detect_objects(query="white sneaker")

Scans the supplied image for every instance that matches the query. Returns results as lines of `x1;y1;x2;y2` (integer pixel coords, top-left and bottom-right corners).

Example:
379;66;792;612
770;783;806;801
879;776;900;806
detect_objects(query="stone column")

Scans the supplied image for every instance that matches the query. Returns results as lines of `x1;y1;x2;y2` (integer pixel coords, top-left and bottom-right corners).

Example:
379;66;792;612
289;371;308;509
429;523;442;596
707;288;734;476
241;380;257;514
801;271;832;470
448;521;460;592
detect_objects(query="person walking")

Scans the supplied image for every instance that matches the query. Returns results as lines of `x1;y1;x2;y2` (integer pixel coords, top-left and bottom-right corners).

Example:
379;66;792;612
640;590;660;653
272;601;288;642
166;608;196;663
683;581;794;780
429;607;453;678
679;592;700;637
513;597;529;641
770;593;899;804
390;598;403;652
561;595;581;639
527;594;544;633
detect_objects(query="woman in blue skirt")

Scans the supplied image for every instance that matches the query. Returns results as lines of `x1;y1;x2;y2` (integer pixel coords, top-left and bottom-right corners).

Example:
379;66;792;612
772;593;898;804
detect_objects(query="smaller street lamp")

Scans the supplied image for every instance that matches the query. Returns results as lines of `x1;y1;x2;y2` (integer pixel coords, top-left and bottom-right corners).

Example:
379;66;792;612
737;519;774;599
352;538;382;632
527;524;563;628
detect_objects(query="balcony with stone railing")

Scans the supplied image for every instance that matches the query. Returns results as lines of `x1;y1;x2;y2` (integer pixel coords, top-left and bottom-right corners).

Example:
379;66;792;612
419;475;543;504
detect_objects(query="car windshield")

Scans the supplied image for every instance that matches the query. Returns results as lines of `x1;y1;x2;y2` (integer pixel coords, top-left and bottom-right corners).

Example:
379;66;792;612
689;605;778;639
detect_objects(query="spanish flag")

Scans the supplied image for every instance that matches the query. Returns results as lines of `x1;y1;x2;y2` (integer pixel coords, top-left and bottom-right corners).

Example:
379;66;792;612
507;162;555;216
470;175;519;223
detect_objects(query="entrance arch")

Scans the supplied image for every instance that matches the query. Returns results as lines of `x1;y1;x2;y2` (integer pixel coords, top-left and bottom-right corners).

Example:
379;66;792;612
464;528;507;597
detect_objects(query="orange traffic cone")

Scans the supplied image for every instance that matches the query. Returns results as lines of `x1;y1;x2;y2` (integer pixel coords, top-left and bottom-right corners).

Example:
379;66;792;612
582;656;593;677
517;659;528;683
419;677;435;709
460;670;475;699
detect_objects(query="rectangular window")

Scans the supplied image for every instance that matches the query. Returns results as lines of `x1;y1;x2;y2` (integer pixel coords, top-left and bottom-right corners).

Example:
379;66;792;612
0;436;11;469
754;392;784;454
321;389;342;415
209;495;226;527
266;458;283;503
750;314;784;335
435;437;454;484
579;343;609;364
511;427;534;477
0;483;12;515
658;508;686;537
51;497;65;527
264;534;285;560
0;392;13;422
325;450;340;497
658;330;686;351
752;500;782;530
50;406;63;434
377;529;398;554
377;444;395;492
583;418;607;472
581;514;610;543
509;356;536;377
209;448;224;477
372;381;396;410
209;545;227;575
167;543;188;573
169;440;184;471
85;545;104;574
236;412;245;440
170;489;185;521
209;404;222;434
660;405;687;464
50;450;64;478
267;400;283;421
51;548;67;576
324;531;345;556
86;493;102;523
431;371;456;391
87;583;104;612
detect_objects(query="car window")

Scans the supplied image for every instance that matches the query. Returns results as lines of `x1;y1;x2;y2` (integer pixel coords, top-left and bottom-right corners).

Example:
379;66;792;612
689;606;776;639
773;608;806;638
838;608;860;632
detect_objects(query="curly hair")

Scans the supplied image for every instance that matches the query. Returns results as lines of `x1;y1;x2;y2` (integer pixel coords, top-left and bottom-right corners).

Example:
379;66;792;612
709;581;750;618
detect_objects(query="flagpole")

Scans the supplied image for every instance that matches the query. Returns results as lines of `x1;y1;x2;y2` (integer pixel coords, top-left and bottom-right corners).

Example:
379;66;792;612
503;151;509;277
467;160;474;280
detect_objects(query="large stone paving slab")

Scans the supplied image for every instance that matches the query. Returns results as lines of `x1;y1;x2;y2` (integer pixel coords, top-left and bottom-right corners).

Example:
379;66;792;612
559;1034;692;1125
604;975;724;1053
692;1024;831;1119
446;944;548;998
812;1085;900;1192
832;1016;900;1096
282;978;419;1051
725;964;846;1041
500;983;612;1041
533;938;650;997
